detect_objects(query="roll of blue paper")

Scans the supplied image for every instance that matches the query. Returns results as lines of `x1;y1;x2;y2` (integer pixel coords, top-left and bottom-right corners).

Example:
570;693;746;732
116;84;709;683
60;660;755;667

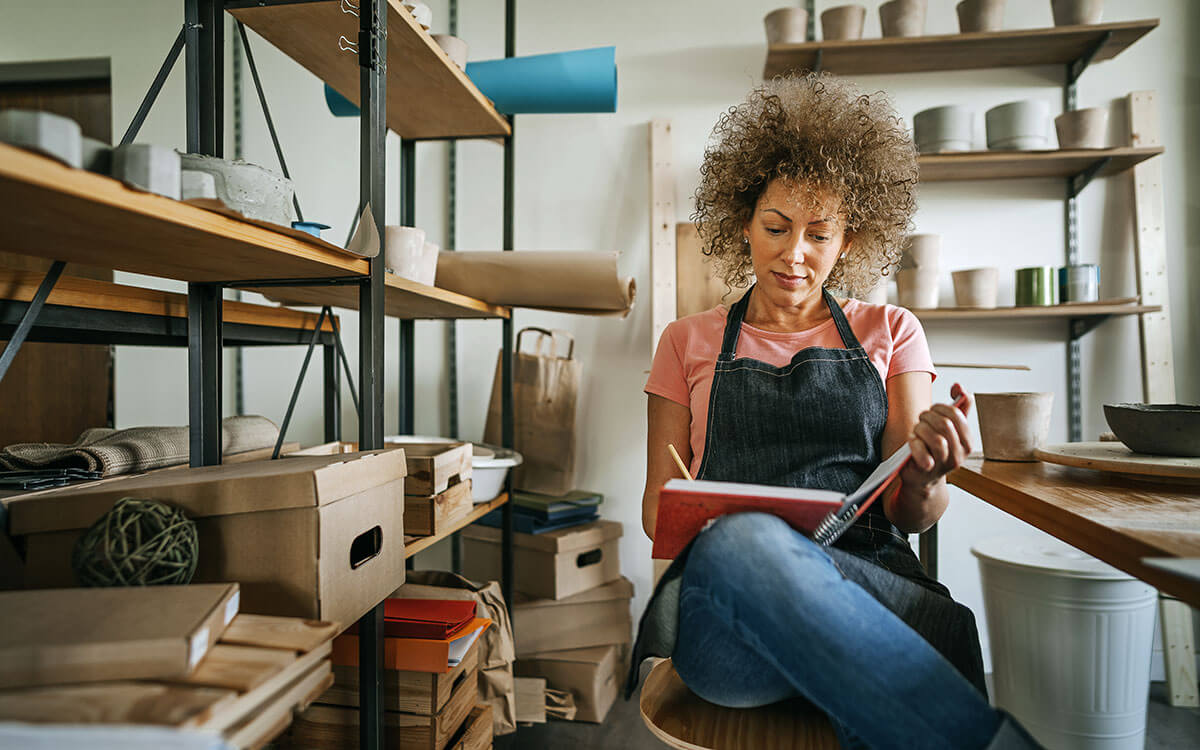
324;85;359;117
465;46;617;114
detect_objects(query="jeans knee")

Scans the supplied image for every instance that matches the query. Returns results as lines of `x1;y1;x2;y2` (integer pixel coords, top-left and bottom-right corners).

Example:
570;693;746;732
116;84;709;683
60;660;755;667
687;512;823;585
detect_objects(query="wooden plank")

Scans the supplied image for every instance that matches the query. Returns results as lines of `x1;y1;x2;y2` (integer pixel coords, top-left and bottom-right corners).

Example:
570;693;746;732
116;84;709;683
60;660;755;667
200;642;332;734
0;682;239;727
324;638;480;714
1159;598;1199;707
917;147;1162;182
177;644;298;692
405;492;509;559
912;299;1158;321
949;459;1200;608
1035;442;1200;480
401;442;472;496
764;19;1158;77
676;223;736;318
224;661;333;750
448;705;493;750
650;120;678;357
0;144;367;283
404;480;476;537
222;614;339;653
230;0;509;140
0;270;336;332
257;272;509;320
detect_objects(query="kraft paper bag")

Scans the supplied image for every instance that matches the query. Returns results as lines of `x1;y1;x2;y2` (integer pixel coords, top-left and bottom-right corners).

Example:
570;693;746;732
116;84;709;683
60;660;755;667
484;327;580;495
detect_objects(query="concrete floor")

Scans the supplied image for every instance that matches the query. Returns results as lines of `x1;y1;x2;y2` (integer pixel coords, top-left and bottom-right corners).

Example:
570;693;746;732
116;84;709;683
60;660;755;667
496;681;1200;749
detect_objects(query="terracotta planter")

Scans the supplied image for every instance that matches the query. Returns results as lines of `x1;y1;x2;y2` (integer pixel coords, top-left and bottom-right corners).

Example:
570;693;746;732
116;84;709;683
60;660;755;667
879;0;927;38
764;7;809;44
1051;0;1102;26
897;267;939;309
1054;107;1108;149
821;5;866;40
951;267;999;308
957;0;1006;32
914;105;973;153
976;392;1054;461
985;100;1050;150
900;233;940;270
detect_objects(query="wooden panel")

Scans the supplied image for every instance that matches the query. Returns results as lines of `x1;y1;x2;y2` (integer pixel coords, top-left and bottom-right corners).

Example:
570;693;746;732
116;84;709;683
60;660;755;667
324;638;480;714
405;492;509;559
764;20;1158;77
1159;598;1199;707
675;223;738;318
912;299;1158;321
949;459;1200;608
448;705;493;750
178;644;298;692
223;661;333;750
0;144;368;283
1035;442;1200;480
0;682;238;727
200;642;332;734
404;480;475;537
650;120;677;357
230;0;509;140
222;614;339;653
258;272;509;320
401;442;472;496
918;147;1162;182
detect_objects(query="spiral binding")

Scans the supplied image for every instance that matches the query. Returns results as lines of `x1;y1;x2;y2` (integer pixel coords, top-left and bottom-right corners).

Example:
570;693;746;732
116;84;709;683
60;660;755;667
811;503;858;547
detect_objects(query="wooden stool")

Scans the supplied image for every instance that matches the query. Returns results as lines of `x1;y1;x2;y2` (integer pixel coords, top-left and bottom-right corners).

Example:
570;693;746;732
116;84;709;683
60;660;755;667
639;658;840;750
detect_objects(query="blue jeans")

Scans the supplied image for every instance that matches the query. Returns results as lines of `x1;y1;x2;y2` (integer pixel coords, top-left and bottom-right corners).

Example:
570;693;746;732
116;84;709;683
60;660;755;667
672;512;1004;750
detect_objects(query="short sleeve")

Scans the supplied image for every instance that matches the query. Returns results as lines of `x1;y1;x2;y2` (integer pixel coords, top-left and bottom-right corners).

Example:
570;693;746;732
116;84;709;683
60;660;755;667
645;321;690;407
887;307;937;382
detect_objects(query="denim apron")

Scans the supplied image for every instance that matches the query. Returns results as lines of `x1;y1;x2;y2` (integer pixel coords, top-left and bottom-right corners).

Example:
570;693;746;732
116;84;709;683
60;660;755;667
625;287;987;698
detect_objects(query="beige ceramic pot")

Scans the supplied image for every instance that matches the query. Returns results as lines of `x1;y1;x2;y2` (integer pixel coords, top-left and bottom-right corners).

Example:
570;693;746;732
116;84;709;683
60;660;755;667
764;7;809;44
897;267;939;309
952;267;999;308
432;34;468;69
956;0;1006;32
880;0;927;37
900;233;940;270
1051;0;1102;26
976;392;1054;461
1054;107;1108;149
821;4;867;40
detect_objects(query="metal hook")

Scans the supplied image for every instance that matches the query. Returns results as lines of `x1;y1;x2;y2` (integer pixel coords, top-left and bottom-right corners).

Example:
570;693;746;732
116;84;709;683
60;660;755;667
338;35;358;53
340;0;359;17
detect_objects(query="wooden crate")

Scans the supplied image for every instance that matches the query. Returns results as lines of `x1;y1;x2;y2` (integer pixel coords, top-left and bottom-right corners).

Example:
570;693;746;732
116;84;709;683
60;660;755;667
322;636;479;714
404;480;474;536
394;442;472;496
448;704;492;750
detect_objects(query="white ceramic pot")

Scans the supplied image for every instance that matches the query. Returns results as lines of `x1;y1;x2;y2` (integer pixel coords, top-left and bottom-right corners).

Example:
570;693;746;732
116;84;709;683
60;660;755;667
764;7;809;44
409;2;432;30
986;100;1050;150
951;267;999;308
879;0;927;37
1051;0;1102;26
384;226;427;278
821;5;866;40
0;109;82;168
859;278;890;305
114;144;181;200
418;241;439;287
914;105;974;153
432;34;468;69
975;392;1054;461
896;267;939;309
956;0;1006;32
900;233;940;270
1054;107;1108;149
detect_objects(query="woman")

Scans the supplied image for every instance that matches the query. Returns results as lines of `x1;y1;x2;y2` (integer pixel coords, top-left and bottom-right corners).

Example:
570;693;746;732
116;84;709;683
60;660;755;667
627;75;1040;749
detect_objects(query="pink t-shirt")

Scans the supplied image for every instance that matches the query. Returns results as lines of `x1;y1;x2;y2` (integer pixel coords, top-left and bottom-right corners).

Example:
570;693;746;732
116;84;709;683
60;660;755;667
646;299;936;477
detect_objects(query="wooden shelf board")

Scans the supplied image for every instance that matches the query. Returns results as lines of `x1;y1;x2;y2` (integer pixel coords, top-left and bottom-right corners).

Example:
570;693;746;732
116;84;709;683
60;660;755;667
0;144;368;283
404;492;509;559
254;273;509;320
0;270;336;332
913;300;1160;321
230;0;510;140
919;147;1163;182
764;19;1158;77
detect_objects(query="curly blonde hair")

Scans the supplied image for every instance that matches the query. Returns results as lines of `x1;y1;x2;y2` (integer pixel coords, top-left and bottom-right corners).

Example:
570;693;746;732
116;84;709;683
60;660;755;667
693;73;918;296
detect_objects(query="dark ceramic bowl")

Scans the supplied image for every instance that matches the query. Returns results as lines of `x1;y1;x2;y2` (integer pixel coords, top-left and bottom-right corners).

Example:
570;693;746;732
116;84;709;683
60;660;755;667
1103;403;1200;457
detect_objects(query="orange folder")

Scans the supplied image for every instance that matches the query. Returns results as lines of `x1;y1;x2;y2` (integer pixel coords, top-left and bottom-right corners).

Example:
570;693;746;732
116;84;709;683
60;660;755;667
332;617;492;674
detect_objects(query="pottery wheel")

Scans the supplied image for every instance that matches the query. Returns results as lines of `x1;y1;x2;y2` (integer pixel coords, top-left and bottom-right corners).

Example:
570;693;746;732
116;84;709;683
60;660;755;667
1036;442;1200;481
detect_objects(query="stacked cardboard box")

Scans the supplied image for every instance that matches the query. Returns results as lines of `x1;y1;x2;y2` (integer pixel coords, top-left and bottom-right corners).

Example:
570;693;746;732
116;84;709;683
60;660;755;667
461;520;632;723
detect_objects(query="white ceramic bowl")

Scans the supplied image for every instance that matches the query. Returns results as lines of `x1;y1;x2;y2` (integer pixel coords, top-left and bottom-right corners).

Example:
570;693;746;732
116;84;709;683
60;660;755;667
384;435;523;503
985;100;1050;150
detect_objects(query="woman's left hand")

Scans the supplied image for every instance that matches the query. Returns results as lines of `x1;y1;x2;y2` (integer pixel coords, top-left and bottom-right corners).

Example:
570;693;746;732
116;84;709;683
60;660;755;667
902;382;973;489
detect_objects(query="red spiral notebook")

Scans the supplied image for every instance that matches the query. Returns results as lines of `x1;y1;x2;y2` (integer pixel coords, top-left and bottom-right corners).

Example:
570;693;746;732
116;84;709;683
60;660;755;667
345;598;477;640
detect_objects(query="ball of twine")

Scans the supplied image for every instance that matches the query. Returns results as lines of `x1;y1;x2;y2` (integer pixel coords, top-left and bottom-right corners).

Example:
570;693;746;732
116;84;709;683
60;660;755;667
71;497;198;586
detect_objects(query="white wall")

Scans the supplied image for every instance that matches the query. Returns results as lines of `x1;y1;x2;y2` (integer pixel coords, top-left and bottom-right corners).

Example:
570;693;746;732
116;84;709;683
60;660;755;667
2;0;1197;674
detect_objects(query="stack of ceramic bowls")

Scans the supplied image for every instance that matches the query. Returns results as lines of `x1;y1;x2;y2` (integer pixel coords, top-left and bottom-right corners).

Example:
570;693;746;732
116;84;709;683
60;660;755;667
986;100;1050;150
914;105;973;153
897;234;940;309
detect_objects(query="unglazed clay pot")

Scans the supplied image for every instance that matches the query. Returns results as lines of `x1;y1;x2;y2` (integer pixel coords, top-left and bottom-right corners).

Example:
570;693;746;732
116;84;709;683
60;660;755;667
432;34;468;69
957;0;1006;32
952;267;999;308
1054;107;1108;149
879;0;927;38
821;4;867;40
897;267;939;309
900;233;940;270
914;105;974;153
986;100;1050;150
1051;0;1102;26
976;392;1054;461
764;7;809;44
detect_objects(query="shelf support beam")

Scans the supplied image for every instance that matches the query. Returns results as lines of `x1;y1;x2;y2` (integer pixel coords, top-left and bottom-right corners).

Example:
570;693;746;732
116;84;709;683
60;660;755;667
187;282;223;467
500;0;517;611
121;27;186;147
272;306;329;459
0;261;64;386
1068;156;1111;199
398;138;416;436
1066;30;1112;88
323;342;341;443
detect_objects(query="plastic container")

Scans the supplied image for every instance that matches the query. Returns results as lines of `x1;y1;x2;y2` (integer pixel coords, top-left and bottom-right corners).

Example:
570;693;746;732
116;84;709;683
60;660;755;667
973;535;1157;749
384;435;523;503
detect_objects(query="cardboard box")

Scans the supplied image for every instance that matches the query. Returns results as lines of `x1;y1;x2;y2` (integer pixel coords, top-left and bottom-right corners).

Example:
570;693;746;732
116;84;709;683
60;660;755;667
514;643;622;723
292;440;471;496
0;582;239;688
5;451;406;628
324;637;480;714
512;577;633;656
461;520;622;600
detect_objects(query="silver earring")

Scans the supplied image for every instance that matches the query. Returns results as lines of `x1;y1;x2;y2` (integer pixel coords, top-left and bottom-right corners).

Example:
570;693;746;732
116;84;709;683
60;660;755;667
742;237;750;247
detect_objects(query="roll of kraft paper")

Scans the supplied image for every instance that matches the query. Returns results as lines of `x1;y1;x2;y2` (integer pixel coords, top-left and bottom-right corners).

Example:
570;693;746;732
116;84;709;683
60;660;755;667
464;46;616;114
435;251;635;317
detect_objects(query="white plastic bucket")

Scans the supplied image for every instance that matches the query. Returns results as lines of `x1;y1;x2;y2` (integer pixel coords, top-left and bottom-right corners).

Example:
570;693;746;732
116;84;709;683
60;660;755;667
973;536;1157;750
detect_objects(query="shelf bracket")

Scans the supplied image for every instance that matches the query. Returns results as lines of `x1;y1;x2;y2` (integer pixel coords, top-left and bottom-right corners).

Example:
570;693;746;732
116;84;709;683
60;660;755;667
121;27;186;146
272;305;329;458
0;260;64;386
1069;156;1112;199
1067;30;1113;88
812;48;824;74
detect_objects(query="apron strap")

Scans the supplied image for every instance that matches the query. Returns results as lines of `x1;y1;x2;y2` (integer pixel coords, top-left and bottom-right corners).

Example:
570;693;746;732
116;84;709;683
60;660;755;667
823;289;866;352
721;286;867;357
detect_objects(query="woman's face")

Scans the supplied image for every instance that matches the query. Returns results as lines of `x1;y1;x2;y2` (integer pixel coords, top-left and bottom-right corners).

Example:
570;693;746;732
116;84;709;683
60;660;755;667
744;179;851;308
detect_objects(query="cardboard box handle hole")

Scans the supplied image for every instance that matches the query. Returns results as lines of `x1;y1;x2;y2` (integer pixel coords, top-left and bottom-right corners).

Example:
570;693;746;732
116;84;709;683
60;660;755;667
350;526;383;570
576;548;603;569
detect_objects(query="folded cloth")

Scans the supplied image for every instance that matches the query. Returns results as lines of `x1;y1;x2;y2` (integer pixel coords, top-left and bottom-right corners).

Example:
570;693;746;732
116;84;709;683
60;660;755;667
0;415;278;476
